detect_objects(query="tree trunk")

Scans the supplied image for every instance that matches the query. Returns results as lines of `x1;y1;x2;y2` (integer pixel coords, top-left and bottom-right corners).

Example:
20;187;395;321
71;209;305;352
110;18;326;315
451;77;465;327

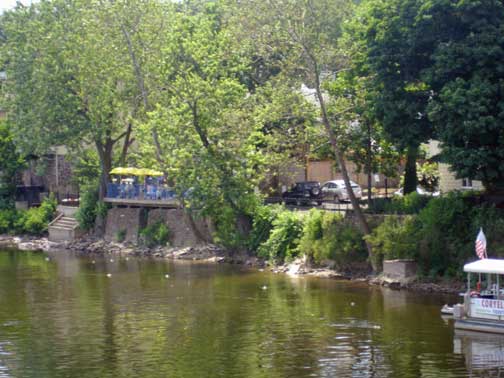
404;145;418;195
366;121;373;205
311;68;374;270
96;139;114;201
119;122;134;167
121;24;164;163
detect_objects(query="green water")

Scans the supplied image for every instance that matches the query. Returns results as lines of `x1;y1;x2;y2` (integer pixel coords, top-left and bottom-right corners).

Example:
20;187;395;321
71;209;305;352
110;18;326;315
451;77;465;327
0;250;502;378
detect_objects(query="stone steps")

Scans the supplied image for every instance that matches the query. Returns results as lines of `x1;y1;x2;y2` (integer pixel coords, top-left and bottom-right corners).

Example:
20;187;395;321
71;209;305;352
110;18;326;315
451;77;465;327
49;215;83;242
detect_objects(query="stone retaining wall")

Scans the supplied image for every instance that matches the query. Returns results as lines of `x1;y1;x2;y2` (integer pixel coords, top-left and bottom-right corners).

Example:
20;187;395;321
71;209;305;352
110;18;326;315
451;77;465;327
105;207;212;247
105;208;147;244
383;259;417;279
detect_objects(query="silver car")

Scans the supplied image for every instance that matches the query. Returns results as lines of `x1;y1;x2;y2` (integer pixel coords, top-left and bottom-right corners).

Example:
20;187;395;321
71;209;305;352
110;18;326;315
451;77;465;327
321;180;362;202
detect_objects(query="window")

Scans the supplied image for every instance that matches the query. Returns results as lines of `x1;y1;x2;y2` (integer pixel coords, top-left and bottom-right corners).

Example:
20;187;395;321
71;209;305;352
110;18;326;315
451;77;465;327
462;178;473;188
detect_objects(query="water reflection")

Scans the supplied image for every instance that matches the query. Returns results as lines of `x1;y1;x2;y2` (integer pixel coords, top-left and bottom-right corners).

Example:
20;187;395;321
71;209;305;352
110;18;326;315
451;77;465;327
0;249;490;378
454;330;504;377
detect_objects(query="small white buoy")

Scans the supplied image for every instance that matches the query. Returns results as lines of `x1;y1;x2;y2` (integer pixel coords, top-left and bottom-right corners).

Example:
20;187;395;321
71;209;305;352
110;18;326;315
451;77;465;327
106;273;112;278
258;269;264;272
45;257;50;261
350;302;355;307
110;259;114;263
165;274;170;278
125;257;129;261
91;260;96;264
262;285;268;290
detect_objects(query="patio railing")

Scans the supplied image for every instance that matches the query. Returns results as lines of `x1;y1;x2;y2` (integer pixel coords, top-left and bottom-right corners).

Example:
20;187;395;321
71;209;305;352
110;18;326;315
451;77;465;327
106;183;177;201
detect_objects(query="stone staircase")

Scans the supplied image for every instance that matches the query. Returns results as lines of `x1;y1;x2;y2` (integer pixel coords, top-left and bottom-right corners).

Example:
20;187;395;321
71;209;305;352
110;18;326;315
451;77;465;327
48;214;83;242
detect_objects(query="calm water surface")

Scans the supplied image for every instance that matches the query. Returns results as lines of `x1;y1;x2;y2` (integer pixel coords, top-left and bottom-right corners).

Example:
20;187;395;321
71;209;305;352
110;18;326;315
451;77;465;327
0;250;503;378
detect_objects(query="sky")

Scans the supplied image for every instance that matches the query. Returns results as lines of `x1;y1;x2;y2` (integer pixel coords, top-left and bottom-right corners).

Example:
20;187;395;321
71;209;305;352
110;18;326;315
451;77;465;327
0;0;36;13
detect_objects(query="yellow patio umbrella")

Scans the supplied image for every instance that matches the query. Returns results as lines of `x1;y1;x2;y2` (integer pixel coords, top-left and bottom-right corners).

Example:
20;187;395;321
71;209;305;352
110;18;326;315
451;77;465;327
135;168;164;177
110;167;163;177
110;167;138;175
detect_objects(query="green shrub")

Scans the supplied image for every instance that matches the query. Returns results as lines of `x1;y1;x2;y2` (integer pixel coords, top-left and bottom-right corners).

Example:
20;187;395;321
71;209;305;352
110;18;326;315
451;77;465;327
18;195;57;235
22;207;48;235
299;209;367;269
0;209;20;234
368;192;431;214
38;194;57;222
365;215;419;271
248;204;285;251
76;187;99;231
415;193;473;277
116;229;127;243
139;221;171;248
257;210;303;263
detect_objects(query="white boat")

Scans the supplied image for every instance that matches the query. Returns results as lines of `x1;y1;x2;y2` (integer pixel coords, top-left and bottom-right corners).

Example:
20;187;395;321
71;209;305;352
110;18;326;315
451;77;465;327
441;304;454;315
454;259;504;334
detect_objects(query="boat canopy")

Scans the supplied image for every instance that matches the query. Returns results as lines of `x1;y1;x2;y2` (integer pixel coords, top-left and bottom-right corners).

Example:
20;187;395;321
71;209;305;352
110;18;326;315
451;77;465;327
464;259;504;275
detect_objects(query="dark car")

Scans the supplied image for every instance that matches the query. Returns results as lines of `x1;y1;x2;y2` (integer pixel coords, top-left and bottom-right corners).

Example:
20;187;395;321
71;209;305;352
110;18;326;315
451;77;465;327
282;181;322;206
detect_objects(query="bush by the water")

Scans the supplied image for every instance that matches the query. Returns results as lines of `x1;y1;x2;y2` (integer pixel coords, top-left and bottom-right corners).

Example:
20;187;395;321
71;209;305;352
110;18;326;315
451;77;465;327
366;192;504;278
257;209;303;263
0;195;57;235
299;209;367;269
76;187;99;230
76;187;110;231
365;215;419;270
368;192;431;214
139;221;171;248
247;204;286;252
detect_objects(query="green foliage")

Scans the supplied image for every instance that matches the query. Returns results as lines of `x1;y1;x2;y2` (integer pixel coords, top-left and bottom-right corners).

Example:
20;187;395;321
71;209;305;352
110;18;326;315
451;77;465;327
21;195;57;235
368;192;431;214
0;209;22;234
247;204;286;252
415;193;474;277
0;196;57;236
116;229;127;243
365;192;504;278
257;210;303;264
419;0;504;191
0;121;25;210
299;209;367;269
76;187;99;231
139;221;170;248
365;216;419;271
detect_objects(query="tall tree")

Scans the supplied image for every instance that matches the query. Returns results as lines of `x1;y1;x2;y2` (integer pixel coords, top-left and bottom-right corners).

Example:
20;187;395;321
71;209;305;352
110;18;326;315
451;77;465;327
232;0;374;255
1;1;138;200
138;1;263;247
419;0;504;192
344;0;434;194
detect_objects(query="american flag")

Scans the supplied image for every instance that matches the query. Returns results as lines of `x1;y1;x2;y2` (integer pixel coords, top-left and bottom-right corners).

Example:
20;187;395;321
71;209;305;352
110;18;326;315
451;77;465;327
475;228;487;259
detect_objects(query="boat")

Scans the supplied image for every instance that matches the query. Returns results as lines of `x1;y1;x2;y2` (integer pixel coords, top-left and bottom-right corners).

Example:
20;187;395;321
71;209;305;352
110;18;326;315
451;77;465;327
454;259;504;334
441;304;454;315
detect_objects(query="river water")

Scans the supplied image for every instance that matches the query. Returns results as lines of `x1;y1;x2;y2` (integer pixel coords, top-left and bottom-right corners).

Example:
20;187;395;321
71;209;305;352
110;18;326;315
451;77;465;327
0;250;503;378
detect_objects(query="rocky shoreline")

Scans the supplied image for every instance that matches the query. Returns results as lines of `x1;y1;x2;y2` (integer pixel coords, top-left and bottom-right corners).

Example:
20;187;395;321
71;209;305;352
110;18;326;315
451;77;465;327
0;234;463;294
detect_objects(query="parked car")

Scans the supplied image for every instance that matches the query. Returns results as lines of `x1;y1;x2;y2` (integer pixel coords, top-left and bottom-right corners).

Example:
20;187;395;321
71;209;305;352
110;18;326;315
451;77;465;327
321;180;362;202
393;187;440;197
282;181;323;206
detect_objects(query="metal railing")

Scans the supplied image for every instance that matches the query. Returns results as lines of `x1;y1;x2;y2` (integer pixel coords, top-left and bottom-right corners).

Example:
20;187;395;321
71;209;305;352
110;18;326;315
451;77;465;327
106;183;177;201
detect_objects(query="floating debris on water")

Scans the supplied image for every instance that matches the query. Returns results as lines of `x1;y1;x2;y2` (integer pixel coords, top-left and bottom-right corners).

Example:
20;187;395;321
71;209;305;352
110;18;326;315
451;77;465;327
165;274;170;278
106;273;112;278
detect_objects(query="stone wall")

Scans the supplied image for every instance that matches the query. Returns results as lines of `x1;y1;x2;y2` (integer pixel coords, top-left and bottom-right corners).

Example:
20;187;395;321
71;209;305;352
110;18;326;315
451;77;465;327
105;207;213;247
383;259;417;279
105;208;147;244
147;209;212;247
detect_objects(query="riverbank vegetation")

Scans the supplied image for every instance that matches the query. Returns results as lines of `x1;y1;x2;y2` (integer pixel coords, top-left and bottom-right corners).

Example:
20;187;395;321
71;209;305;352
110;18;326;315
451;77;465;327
0;196;57;236
1;0;504;277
